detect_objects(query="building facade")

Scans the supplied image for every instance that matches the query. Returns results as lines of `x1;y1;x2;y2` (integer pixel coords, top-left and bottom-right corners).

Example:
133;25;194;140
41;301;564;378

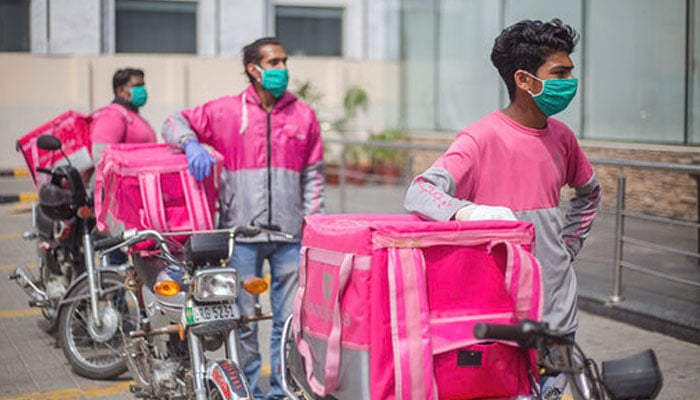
3;0;700;144
2;0;700;220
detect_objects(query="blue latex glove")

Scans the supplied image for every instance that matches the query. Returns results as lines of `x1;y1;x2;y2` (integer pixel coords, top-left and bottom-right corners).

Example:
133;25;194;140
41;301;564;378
183;139;216;181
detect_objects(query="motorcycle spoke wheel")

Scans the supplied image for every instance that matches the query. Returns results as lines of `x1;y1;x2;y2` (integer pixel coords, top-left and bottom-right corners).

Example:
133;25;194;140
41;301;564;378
59;272;140;380
37;263;59;334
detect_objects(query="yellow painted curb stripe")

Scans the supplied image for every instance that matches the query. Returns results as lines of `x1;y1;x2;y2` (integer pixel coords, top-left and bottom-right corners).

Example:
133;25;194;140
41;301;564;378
0;262;38;271
19;193;38;202
0;233;22;240
0;366;272;399
0;381;132;400
14;168;30;178
0;309;42;318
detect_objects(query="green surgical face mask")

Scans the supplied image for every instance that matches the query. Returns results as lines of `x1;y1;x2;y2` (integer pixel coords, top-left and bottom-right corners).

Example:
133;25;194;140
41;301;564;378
129;85;148;108
526;72;578;117
255;65;289;99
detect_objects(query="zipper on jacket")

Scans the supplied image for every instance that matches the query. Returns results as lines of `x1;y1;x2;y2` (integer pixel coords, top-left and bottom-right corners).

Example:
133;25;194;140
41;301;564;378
266;111;272;232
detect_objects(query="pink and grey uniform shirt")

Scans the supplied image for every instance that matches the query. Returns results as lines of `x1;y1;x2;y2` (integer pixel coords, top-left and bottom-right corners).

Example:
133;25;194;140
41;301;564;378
162;85;325;243
404;109;601;334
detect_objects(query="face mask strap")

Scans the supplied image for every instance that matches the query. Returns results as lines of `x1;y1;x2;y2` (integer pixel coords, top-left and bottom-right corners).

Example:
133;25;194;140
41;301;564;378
254;65;264;82
523;70;545;97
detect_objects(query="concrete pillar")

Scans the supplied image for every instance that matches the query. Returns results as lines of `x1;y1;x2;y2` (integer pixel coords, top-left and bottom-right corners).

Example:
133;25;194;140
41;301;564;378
48;0;101;54
198;0;218;56
30;0;48;54
219;0;268;57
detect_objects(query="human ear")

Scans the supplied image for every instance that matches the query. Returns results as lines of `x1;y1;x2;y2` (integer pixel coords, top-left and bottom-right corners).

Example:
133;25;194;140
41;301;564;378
116;85;130;101
513;70;532;92
247;63;262;82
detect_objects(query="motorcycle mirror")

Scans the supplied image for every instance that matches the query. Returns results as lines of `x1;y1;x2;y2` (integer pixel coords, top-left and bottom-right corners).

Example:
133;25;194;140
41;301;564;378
36;135;62;151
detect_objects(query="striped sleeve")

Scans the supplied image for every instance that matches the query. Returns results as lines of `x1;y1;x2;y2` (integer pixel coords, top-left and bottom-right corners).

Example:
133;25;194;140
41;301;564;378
562;173;601;258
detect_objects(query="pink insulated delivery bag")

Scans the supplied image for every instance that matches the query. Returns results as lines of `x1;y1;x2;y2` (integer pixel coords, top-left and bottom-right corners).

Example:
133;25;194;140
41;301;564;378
291;214;543;400
94;143;223;234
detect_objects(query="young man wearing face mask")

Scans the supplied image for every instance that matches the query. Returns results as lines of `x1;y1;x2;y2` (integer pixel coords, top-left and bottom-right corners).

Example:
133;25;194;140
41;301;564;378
404;19;601;400
162;37;324;400
91;68;156;164
90;68;157;264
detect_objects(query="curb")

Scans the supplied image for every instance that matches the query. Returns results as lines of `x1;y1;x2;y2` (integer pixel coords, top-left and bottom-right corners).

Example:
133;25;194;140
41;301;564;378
0;193;37;204
578;290;700;345
0;168;30;178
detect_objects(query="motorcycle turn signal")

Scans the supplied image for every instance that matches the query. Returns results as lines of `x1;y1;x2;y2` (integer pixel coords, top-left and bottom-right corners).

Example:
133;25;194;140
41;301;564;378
243;277;269;295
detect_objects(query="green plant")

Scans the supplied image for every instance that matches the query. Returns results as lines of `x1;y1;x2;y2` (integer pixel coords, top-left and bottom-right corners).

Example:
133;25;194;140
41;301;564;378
333;85;368;132
369;128;408;166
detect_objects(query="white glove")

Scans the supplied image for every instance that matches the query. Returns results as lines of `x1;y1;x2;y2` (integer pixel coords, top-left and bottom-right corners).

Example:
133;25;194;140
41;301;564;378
455;204;517;221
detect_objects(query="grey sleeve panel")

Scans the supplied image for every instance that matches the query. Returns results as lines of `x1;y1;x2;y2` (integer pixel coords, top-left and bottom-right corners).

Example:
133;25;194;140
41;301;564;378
88;142;109;191
562;173;602;258
516;207;579;334
302;161;325;215
403;167;472;221
161;112;197;147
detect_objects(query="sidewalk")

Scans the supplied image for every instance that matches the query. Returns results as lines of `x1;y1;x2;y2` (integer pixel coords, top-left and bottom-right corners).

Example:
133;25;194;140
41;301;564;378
0;183;697;399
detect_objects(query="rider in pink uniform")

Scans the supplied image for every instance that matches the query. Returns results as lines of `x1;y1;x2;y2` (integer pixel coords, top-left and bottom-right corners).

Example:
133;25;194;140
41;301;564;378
90;68;156;264
91;68;156;165
404;20;600;400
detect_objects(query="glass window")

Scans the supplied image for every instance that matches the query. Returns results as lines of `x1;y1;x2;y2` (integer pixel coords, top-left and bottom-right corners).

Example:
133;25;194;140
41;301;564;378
585;0;685;143
691;2;700;144
401;1;437;130
116;0;196;54
437;0;501;131
0;0;29;52
275;6;343;57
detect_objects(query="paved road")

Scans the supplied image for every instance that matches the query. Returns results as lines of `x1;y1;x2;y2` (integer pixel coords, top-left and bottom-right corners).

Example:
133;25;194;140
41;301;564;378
0;186;698;399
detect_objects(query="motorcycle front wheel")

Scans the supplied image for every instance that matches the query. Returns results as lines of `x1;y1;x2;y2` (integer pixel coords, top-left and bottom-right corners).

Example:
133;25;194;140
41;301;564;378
58;271;139;379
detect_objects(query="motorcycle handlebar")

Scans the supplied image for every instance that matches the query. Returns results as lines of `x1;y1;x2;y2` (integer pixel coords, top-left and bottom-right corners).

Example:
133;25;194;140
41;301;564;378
473;320;548;349
36;167;52;175
94;225;293;263
93;236;125;251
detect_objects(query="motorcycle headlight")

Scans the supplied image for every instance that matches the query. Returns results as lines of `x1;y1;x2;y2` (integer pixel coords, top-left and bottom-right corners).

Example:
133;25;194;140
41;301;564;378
193;268;238;302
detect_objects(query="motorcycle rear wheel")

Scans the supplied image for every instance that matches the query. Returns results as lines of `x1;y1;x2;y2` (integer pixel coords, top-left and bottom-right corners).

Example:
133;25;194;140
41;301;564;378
37;262;59;334
58;271;139;379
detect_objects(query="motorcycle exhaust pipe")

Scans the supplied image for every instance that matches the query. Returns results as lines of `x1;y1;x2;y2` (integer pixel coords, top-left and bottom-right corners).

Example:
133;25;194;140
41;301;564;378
129;324;180;338
9;265;48;305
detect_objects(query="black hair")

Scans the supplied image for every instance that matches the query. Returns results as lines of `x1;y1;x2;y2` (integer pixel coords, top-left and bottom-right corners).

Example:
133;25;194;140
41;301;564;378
242;37;283;85
491;19;579;100
112;68;144;95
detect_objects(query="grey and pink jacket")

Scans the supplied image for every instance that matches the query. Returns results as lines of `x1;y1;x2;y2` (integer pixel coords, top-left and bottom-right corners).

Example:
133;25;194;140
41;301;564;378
162;85;325;242
404;110;601;334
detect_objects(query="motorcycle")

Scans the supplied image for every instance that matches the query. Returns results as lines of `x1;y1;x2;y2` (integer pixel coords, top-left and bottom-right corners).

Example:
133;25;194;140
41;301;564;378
10;134;138;379
473;320;663;400
280;317;663;400
94;224;288;399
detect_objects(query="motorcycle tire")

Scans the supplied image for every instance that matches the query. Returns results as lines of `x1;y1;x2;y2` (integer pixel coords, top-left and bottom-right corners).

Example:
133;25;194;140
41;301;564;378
58;271;139;380
37;263;59;334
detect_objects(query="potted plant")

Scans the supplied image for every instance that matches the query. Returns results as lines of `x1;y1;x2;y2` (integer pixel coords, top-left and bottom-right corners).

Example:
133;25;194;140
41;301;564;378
369;128;408;185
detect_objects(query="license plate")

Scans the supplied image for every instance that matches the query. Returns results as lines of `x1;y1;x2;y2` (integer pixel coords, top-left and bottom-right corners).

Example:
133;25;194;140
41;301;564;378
185;304;238;324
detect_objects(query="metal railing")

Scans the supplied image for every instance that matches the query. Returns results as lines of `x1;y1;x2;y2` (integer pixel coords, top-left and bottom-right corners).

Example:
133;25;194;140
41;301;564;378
326;137;700;303
587;157;700;302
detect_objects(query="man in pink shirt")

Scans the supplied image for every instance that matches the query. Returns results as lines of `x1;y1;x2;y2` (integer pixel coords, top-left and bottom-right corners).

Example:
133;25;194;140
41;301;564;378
404;19;601;400
162;37;324;400
91;68;157;164
90;68;156;264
